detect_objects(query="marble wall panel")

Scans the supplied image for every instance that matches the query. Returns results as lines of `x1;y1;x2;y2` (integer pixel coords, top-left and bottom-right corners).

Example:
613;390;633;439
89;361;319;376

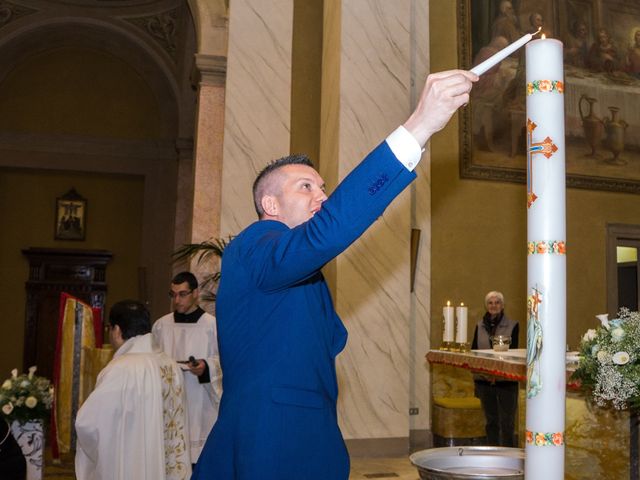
220;0;294;238
332;0;420;440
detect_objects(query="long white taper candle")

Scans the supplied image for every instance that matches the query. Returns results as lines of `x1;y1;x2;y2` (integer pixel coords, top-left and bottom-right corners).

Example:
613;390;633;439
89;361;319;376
470;27;541;76
524;36;566;480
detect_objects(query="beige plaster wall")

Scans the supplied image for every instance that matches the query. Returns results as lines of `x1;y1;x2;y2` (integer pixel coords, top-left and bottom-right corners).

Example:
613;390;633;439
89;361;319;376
0;44;179;374
0;169;144;377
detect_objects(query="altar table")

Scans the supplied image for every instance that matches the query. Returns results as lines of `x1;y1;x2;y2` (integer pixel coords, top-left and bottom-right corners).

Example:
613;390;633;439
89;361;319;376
425;348;580;388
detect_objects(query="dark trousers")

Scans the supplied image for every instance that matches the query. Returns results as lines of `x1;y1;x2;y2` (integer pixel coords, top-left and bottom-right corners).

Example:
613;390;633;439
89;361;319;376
474;380;519;447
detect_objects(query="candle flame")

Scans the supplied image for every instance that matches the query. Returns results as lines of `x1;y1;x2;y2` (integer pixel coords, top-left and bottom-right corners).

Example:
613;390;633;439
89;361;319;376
446;301;450;306
532;26;543;38
460;302;465;306
541;33;546;40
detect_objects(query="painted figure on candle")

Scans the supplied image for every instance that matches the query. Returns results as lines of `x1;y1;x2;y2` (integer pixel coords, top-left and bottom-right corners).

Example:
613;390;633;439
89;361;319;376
526;287;543;398
471;291;519;447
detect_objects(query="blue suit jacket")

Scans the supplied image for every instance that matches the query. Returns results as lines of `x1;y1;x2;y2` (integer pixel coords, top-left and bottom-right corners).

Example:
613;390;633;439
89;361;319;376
192;141;416;480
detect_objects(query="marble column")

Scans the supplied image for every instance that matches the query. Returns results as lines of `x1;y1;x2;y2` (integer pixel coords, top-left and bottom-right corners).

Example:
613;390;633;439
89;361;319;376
189;54;227;287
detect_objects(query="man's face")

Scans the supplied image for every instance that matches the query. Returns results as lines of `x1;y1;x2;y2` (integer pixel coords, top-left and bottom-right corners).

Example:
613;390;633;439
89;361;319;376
271;164;327;228
170;281;199;314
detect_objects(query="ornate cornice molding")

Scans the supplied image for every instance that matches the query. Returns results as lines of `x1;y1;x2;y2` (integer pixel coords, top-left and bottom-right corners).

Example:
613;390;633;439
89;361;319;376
124;6;181;60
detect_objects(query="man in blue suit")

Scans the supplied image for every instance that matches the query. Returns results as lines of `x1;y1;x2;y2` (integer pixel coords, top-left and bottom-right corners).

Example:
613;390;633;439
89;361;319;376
192;69;476;480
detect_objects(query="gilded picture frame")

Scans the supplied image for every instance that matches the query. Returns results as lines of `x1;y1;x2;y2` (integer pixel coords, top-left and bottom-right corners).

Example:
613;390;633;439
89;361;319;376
55;188;87;241
458;0;640;194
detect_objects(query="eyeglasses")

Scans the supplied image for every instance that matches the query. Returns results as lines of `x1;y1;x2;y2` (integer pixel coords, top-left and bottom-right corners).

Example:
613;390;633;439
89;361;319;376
168;290;193;299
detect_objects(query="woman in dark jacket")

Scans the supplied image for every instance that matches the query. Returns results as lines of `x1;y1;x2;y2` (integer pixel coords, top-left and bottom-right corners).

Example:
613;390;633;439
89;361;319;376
0;418;26;479
471;291;519;447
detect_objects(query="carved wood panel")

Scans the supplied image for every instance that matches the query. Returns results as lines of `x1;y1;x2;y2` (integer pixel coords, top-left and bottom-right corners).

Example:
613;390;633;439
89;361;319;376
22;248;112;380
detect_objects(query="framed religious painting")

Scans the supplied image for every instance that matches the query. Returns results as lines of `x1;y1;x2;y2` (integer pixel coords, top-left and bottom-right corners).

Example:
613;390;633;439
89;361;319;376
458;0;640;193
55;188;87;241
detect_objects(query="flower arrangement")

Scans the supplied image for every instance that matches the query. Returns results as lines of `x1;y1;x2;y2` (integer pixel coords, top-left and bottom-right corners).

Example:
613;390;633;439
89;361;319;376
572;308;640;410
0;367;53;424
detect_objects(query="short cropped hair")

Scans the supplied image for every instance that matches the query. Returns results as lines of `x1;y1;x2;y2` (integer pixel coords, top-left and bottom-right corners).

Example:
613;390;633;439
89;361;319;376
172;271;198;290
485;291;505;308
109;300;151;340
252;154;314;217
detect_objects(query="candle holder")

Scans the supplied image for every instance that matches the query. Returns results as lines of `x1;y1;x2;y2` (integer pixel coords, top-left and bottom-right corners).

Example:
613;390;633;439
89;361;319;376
455;342;470;352
440;341;455;351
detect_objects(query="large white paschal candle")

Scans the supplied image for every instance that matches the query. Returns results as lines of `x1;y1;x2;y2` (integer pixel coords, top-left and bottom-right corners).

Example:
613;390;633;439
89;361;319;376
525;36;566;480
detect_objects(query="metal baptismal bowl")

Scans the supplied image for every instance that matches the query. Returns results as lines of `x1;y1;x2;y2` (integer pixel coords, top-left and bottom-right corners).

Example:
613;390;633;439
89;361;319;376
410;446;524;480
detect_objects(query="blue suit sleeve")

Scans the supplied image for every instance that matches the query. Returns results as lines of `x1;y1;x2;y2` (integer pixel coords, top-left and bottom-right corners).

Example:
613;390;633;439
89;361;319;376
238;141;417;292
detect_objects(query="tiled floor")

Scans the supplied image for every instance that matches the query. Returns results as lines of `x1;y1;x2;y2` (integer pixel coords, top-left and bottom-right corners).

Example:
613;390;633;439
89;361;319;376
44;453;420;479
350;456;420;479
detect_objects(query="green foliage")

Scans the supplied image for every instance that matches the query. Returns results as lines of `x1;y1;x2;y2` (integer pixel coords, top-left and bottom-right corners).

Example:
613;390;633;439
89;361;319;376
572;308;640;410
172;237;230;302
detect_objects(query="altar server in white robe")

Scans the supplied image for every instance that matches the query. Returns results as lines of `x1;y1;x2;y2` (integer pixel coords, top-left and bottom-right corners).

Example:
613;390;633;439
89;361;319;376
153;271;222;463
75;300;191;480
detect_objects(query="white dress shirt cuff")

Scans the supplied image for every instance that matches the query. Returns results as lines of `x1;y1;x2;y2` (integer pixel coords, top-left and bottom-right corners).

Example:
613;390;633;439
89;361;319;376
385;126;423;172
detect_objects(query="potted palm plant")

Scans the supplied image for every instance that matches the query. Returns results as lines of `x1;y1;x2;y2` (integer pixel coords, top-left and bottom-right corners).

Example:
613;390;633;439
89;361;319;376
172;237;229;302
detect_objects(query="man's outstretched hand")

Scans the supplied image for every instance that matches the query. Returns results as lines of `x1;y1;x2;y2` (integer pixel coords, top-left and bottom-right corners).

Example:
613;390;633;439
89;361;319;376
403;69;477;147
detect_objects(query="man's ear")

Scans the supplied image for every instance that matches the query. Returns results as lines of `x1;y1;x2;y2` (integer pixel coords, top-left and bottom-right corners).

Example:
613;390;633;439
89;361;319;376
113;324;123;341
261;195;278;217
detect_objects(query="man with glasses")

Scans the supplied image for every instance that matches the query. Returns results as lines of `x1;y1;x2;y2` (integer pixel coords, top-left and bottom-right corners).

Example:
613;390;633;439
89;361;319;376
153;271;222;465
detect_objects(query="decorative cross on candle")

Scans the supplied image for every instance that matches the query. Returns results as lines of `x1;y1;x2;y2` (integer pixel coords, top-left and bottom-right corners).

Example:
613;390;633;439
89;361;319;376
527;119;558;208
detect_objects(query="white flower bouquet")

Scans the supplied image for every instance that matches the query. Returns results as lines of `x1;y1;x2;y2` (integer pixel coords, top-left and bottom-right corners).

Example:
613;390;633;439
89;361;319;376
573;308;640;410
0;367;53;424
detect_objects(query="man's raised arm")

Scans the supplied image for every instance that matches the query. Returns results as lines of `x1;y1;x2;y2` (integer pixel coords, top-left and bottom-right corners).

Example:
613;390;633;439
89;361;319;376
404;69;477;148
